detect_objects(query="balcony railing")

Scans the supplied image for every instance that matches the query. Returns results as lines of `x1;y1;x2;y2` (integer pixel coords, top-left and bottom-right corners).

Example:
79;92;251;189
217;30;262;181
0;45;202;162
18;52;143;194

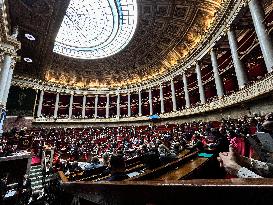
34;72;273;124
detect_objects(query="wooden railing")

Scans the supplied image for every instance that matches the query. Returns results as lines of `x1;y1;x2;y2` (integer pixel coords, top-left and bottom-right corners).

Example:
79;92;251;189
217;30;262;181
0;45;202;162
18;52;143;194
59;179;273;205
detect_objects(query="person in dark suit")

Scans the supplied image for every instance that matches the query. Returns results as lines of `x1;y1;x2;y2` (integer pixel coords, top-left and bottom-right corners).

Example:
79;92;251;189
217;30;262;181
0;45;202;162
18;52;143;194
108;154;129;181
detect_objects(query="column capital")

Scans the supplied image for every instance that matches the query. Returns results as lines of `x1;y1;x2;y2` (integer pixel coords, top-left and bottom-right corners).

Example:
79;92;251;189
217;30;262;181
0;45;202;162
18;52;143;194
193;60;199;65
209;46;215;53
0;47;18;56
243;0;251;5
223;26;229;34
209;46;218;53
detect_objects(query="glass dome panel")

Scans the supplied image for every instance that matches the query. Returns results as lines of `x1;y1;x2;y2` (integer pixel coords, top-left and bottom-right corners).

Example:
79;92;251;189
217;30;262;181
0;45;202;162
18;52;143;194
53;0;138;59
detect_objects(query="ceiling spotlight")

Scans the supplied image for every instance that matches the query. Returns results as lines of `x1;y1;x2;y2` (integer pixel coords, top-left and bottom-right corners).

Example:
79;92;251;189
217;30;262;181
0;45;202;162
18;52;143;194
24;57;33;63
25;33;35;41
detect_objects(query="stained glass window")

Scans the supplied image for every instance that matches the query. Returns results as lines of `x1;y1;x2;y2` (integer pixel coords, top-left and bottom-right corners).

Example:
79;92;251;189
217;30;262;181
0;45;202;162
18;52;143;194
53;0;138;59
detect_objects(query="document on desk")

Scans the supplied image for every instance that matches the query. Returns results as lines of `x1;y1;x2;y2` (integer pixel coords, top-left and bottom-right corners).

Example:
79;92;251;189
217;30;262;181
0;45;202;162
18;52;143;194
128;171;140;178
256;132;273;152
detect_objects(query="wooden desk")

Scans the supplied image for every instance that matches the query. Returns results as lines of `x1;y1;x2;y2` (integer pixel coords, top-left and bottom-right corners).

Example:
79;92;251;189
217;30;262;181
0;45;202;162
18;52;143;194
60;179;273;205
155;157;208;180
127;151;197;181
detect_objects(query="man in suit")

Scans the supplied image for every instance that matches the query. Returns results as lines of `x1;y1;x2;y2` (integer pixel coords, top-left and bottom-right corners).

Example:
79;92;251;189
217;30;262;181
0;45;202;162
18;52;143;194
108;154;129;181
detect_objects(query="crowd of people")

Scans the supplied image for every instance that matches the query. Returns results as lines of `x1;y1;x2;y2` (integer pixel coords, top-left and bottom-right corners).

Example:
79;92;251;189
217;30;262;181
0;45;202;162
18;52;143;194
1;113;273;204
24;115;267;179
0;127;30;157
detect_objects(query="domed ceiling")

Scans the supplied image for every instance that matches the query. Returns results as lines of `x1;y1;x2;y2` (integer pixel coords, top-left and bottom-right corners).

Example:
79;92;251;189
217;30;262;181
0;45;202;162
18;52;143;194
9;0;223;89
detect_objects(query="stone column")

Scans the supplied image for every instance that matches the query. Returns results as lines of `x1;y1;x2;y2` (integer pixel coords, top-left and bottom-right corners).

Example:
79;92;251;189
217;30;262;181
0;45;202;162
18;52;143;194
0;54;12;103
183;73;190;108
2;67;14;106
116;92;120;118
94;94;98;118
53;92;60;118
68;93;74;119
37;90;44;117
127;91;131;117
210;48;225;97
106;94;110;118
148;89;153;115
82;94;86;118
138;89;142;116
170;79;177;111
227;28;248;88
249;0;273;72
159;84;165;113
196;61;206;104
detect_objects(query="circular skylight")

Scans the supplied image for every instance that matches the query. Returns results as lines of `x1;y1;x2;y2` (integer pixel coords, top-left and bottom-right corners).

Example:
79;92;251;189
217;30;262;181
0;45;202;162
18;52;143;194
25;33;35;41
53;0;138;59
24;57;33;63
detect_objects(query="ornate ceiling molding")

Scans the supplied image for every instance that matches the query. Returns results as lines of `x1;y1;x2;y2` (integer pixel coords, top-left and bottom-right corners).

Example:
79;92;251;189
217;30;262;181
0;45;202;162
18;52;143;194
11;0;246;95
0;0;21;55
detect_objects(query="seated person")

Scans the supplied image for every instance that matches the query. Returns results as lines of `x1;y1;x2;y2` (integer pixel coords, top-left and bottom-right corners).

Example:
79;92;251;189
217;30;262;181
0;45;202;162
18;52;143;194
187;135;204;152
158;143;177;164
219;113;273;178
108;154;129;181
85;156;102;170
205;129;229;153
141;147;161;169
171;142;183;155
70;161;83;173
102;152;110;167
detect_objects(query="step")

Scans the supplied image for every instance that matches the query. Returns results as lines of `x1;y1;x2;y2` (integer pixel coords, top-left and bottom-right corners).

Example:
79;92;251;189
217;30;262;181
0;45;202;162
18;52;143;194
30;175;43;181
30;167;42;173
30;168;42;172
31;180;42;186
30;167;42;172
29;171;42;178
30;165;42;171
33;189;44;195
32;184;43;191
31;177;53;187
